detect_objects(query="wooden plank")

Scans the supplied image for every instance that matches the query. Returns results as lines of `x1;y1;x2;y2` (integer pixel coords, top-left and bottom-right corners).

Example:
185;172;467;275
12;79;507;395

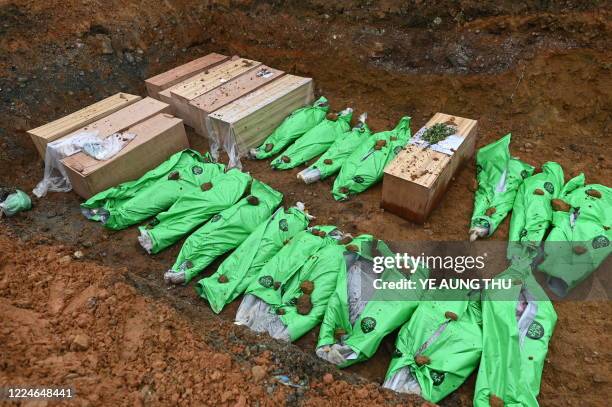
27;93;141;158
61;114;188;199
145;53;229;99
207;75;314;156
62;97;171;140
157;56;242;113
188;65;284;136
168;57;261;128
382;113;478;223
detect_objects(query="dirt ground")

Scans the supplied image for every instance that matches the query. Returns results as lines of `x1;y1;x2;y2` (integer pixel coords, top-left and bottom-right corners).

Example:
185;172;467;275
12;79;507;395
0;0;611;406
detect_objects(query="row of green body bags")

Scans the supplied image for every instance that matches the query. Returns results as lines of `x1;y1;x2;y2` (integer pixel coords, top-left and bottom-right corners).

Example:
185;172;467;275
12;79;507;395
473;146;562;406
316;237;429;367
138;169;251;253
383;160;565;405
81;150;225;230
331;116;411;201
297;113;371;183
249;97;330;159
164;179;283;285
234;226;354;342
270;108;353;170
195;205;311;314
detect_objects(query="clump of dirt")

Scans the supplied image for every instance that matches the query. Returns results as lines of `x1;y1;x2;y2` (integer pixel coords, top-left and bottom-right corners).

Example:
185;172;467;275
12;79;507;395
552;198;571;212
297;294;313;315
300;280;315;295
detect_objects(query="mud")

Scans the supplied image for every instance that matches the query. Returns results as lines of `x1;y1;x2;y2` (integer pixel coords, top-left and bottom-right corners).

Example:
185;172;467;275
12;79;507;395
1;0;611;406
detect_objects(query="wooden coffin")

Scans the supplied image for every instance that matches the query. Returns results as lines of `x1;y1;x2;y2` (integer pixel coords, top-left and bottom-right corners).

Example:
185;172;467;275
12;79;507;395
206;75;314;159
163;57;261;128
61;114;188;199
57;97;171;142
145;53;229;99
382;113;478;223
189;65;284;136
27;93;141;158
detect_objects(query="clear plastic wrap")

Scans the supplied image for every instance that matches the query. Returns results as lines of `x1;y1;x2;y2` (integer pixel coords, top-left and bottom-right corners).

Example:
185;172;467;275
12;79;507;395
33;131;135;197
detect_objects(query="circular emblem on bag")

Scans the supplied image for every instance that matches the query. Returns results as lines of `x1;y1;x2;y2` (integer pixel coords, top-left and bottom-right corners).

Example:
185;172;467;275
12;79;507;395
211;214;222;222
592;235;610;249
279;218;289;232
259;275;274;288
392;349;403;358
521;170;529;179
526;321;544;340
360;317;376;333
430;370;445;386
473;218;490;229
393;146;403;155
520;228;528;239
192;166;203;175
353;175;364;184
544;182;554;194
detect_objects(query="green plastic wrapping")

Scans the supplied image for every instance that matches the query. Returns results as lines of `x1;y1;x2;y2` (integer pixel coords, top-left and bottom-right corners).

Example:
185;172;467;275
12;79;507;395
249;97;330;159
298;113;372;183
138;169;252;254
195;205;310;314
316;236;429;367
165;180;283;284
270;108;353;170
81;149;225;230
0;189;32;217
470;134;534;241
507;162;565;259
474;258;557;407
384;290;482;403
332;116;411;201
236;226;349;341
538;174;611;297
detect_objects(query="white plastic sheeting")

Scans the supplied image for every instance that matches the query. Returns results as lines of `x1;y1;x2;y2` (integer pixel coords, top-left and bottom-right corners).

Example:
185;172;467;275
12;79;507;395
33;131;135;197
315;256;378;365
234;294;291;342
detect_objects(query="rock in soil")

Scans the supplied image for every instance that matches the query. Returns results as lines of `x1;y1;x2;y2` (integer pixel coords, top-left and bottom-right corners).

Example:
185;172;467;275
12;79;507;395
251;365;267;382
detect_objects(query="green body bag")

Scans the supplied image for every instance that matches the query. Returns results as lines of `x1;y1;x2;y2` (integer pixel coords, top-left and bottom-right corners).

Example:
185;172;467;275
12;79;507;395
270;108;353;170
249;97;329;159
316;236;429;367
235;226;340;341
298;113;371;183
538;174;611;297
138;169;252;254
332;117;411;201
195;205;309;314
384;290;482;404
474;259;557;407
507;162;565;259
0;189;32;217
81;150;225;230
164;180;283;285
470;134;534;241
